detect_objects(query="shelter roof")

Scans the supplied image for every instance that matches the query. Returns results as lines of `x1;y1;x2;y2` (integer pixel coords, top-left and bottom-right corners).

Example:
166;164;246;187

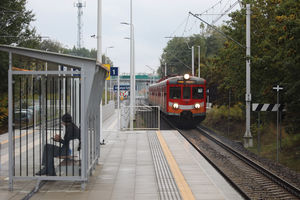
0;44;107;71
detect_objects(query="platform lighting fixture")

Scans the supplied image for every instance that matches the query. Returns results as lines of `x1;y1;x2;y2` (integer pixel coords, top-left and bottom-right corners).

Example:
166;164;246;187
183;74;190;80
173;103;179;109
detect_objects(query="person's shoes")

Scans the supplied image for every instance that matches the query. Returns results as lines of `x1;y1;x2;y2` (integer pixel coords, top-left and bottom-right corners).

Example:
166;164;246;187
48;171;57;176
47;167;57;176
35;168;47;176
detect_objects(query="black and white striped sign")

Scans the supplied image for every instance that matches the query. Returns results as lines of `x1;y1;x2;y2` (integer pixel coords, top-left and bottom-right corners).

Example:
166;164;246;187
252;103;285;112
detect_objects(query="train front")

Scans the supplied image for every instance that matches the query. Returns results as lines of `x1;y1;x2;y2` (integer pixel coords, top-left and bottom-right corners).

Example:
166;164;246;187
167;74;206;128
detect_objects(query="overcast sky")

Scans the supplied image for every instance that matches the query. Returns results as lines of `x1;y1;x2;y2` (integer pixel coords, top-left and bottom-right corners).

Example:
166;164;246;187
26;0;239;74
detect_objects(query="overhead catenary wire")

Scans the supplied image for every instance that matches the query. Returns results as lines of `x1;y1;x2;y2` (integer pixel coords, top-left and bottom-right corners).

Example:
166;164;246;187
189;11;245;49
198;0;224;16
169;15;190;38
163;0;243;73
211;1;239;24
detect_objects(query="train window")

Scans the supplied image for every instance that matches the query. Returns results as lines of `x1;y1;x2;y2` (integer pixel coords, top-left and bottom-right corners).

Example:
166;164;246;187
192;87;204;99
183;87;191;99
169;87;181;99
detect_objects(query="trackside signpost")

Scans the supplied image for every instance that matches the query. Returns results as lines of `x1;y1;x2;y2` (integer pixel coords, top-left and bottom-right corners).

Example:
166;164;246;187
273;85;283;162
253;84;283;162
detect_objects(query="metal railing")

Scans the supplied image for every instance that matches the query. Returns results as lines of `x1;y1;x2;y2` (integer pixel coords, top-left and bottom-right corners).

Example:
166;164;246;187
10;75;81;178
120;106;160;131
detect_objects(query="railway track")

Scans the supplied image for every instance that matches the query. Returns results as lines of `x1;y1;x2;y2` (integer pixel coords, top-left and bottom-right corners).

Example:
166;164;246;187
196;126;300;199
161;115;300;199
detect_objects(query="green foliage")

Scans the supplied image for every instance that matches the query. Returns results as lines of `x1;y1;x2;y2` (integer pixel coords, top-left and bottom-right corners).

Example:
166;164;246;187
159;1;299;133
0;0;36;45
217;0;300;133
0;94;8;127
204;103;244;126
158;32;225;77
0;0;41;93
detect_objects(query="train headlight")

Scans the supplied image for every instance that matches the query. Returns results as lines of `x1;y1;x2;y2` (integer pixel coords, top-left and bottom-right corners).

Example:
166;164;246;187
183;74;190;80
173;103;179;109
194;103;201;109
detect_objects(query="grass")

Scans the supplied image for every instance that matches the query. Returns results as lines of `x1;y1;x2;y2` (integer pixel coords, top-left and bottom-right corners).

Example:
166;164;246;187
203;105;300;173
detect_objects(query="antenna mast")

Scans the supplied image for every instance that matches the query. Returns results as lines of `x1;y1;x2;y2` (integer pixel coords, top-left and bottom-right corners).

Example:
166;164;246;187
74;0;86;48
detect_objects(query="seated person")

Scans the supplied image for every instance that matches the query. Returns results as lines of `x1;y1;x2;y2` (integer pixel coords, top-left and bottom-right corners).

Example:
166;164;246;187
36;113;80;176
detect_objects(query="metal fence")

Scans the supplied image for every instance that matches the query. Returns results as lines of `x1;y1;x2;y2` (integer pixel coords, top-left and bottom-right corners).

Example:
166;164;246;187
11;75;81;178
120;106;160;130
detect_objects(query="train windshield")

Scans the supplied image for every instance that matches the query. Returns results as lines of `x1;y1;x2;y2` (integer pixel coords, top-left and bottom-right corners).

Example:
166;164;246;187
183;87;191;99
169;87;181;99
192;87;204;99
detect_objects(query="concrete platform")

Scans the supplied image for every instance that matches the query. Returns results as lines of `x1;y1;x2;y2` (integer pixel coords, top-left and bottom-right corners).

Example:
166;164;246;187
0;109;243;199
29;110;243;200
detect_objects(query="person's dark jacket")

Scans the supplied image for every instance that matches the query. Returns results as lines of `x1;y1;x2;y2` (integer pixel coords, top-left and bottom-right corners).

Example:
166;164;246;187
59;122;80;152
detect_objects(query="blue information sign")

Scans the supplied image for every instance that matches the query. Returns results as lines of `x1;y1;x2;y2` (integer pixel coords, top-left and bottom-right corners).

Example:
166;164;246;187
110;67;118;76
114;85;130;91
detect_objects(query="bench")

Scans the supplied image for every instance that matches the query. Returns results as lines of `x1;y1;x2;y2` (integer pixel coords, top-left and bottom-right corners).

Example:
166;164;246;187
55;139;81;176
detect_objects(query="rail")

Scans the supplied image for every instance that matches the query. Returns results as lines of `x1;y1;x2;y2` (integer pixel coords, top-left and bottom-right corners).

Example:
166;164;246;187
197;125;300;198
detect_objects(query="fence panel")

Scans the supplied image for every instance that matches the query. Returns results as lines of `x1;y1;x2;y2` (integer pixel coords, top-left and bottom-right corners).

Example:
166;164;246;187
11;74;81;178
120;106;160;131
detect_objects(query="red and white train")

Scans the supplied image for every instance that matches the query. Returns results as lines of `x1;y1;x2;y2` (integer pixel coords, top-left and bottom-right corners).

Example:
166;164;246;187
148;74;206;128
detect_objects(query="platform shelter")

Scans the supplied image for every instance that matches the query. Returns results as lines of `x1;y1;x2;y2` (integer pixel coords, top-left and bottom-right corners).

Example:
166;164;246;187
0;45;108;189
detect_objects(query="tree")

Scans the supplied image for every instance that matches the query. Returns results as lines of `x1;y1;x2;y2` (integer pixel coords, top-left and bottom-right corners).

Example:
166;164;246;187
217;0;300;133
0;0;40;93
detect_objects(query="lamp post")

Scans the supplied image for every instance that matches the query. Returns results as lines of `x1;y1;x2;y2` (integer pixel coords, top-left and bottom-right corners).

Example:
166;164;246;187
121;3;135;130
97;0;102;167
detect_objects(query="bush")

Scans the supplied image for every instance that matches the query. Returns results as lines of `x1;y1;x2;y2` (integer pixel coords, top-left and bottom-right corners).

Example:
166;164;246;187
204;102;244;126
0;93;8;128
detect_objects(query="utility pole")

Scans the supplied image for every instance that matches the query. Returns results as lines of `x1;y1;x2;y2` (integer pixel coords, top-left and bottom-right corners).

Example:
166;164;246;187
198;46;200;78
192;46;194;76
244;4;253;147
165;63;167;77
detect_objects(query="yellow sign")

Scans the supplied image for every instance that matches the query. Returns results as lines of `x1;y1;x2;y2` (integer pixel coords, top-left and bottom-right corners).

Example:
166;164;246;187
103;64;110;80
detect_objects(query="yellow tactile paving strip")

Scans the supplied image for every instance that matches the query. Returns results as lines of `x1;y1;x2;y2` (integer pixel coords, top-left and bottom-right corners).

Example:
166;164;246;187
156;131;195;200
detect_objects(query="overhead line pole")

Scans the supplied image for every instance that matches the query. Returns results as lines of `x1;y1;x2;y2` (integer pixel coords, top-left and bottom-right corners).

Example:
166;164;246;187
198;46;200;78
189;7;253;147
192;46;194;76
244;4;252;147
